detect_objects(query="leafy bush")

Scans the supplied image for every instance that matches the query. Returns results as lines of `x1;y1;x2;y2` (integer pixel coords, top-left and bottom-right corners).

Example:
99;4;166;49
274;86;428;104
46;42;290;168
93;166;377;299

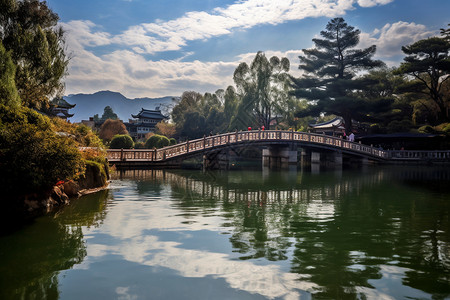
110;134;134;149
157;135;170;148
0;105;83;195
145;134;162;148
169;138;177;146
144;134;170;148
443;124;450;133
418;125;435;133
51;117;104;149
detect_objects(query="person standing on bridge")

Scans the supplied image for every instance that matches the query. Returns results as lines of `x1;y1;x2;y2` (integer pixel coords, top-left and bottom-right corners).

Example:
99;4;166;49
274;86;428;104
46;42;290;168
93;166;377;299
349;132;355;142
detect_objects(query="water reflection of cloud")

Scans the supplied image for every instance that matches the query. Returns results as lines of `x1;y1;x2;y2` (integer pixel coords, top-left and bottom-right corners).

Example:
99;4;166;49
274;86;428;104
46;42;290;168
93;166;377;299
82;190;318;299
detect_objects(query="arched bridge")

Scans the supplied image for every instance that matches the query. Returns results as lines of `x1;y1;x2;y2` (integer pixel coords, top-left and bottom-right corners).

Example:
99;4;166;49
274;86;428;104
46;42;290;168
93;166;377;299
106;130;450;168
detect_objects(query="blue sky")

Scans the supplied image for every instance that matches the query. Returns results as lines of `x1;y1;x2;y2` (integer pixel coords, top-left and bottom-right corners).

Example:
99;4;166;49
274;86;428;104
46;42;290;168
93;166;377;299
46;0;450;98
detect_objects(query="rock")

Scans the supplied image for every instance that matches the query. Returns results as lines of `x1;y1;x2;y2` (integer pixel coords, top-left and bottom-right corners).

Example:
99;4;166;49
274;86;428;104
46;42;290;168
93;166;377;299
51;185;69;205
63;180;80;197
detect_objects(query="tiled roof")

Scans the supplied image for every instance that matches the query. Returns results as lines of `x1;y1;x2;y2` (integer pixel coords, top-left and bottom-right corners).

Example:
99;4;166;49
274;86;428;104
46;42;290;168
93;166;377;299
132;108;168;119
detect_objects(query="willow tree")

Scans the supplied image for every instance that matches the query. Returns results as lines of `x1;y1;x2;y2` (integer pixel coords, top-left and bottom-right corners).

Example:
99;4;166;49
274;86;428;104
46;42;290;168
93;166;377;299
232;51;290;129
291;18;385;132
0;0;68;109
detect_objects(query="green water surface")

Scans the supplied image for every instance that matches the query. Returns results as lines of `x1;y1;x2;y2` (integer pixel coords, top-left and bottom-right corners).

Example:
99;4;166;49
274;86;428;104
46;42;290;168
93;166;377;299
1;166;449;299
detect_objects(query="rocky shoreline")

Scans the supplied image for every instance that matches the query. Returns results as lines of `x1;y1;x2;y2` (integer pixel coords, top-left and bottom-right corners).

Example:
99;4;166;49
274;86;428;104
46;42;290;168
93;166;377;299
2;163;109;234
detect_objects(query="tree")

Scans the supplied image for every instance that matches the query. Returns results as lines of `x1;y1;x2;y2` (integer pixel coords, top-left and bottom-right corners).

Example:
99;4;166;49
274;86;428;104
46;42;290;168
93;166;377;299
395;37;450;124
0;0;68;109
441;23;450;41
155;120;176;138
171;90;228;139
98;119;128;142
0;41;20;106
232;51;290;129
110;134;134;149
291;18;384;132
100;106;118;120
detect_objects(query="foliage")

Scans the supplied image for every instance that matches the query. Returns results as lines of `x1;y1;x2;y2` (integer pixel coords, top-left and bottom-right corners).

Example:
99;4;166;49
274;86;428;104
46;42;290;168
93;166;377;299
0;105;83;195
155;120;176;138
144;134;170;149
0;0;68;109
98;119;128;142
100;106;118;120
395;37;450;124
418;125;435;134
171;90;227;139
232;51;291;130
291;17;385;132
169;138;177;146
0;41;20;107
134;141;145;149
50;117;104;149
110;134;134;149
441;23;450;41
386;120;413;133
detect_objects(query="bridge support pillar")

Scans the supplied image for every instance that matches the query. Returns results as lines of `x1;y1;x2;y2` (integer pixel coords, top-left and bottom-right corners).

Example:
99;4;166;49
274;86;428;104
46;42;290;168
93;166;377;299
262;146;297;169
311;152;321;164
203;151;229;170
334;152;343;165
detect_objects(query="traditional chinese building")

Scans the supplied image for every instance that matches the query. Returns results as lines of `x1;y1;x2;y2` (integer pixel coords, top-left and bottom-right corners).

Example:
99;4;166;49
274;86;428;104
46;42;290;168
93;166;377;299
49;97;76;120
309;117;345;136
126;107;168;140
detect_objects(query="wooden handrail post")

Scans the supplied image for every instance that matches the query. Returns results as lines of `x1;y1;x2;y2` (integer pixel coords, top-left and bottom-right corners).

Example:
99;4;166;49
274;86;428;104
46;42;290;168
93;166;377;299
186;140;189;153
120;148;124;161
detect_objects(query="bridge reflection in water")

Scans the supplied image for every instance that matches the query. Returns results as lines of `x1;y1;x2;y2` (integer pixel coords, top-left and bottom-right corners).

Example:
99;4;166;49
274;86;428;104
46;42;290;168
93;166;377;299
112;166;450;204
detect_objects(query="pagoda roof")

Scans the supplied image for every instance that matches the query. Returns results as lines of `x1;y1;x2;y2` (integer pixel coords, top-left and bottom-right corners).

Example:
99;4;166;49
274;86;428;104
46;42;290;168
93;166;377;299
309;117;344;129
132;108;168;119
52;97;76;109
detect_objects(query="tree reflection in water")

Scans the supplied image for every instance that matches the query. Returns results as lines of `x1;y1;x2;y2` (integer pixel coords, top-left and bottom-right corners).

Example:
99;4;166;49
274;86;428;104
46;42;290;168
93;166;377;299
0;190;110;300
114;167;450;299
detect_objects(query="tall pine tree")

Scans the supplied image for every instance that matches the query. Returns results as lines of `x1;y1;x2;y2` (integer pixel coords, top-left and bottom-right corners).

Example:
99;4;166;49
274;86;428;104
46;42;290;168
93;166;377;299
291;18;385;133
395;37;450;124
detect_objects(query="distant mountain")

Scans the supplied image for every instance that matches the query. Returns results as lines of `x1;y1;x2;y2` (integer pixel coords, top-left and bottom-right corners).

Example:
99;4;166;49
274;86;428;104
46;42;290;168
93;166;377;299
64;90;178;122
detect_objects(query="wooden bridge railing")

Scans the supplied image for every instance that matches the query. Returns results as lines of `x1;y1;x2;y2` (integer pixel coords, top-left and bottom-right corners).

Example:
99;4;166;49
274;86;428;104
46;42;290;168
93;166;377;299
107;130;400;162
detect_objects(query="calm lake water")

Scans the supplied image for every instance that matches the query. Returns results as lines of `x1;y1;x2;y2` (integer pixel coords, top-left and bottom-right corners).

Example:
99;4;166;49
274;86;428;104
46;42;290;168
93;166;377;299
1;166;449;299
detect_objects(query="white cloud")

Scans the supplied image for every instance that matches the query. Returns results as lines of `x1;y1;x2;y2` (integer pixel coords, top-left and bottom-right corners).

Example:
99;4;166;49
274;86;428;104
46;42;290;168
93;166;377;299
357;0;394;8
359;21;436;60
62;20;112;50
61;0;399;97
111;0;393;55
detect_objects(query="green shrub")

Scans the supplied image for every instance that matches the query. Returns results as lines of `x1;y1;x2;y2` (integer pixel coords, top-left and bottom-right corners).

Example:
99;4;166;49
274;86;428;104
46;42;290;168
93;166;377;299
418;125;435;134
110;134;134;149
169;138;177;146
157;135;170;148
145;134;162;148
0;105;83;195
443;124;450;133
144;134;171;148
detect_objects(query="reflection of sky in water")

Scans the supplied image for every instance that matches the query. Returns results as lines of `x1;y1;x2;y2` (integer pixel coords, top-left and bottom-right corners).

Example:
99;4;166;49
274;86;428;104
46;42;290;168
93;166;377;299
61;180;315;299
56;170;450;300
